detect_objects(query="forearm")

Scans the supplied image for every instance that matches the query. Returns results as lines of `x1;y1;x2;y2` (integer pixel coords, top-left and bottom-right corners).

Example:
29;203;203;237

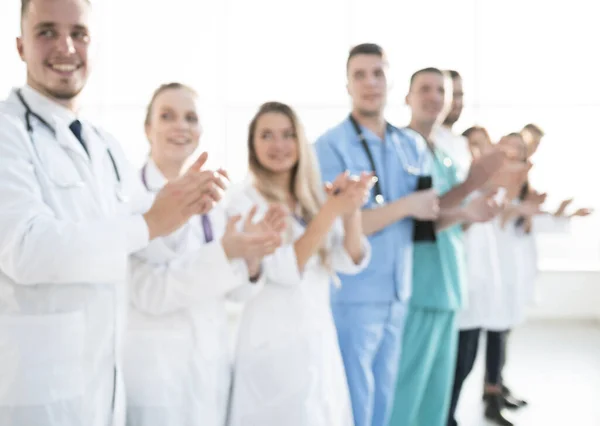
361;197;412;236
343;212;364;264
438;181;475;209
294;206;337;271
436;207;466;232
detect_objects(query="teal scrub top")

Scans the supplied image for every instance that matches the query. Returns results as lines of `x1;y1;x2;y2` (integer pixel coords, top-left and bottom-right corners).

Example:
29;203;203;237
410;147;467;311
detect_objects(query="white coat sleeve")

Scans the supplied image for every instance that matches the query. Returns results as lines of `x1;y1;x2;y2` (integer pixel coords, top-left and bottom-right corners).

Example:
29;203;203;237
129;237;252;315
329;218;371;275
0;113;149;286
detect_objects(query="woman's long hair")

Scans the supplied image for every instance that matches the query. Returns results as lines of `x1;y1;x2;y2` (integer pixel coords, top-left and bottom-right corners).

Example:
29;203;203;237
248;102;330;265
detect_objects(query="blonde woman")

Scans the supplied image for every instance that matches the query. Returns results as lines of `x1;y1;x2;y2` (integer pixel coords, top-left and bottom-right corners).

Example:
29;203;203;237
227;102;373;426
124;84;286;426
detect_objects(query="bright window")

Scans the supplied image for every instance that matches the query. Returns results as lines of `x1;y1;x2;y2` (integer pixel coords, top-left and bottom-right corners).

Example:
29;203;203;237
1;0;597;270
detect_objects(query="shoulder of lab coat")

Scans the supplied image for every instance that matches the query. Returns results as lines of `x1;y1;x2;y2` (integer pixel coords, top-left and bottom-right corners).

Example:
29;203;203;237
129;203;253;315
0;111;148;286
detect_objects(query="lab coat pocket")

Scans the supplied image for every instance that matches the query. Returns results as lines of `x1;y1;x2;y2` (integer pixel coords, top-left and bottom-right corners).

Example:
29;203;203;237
35;142;85;190
124;330;192;408
0;311;86;405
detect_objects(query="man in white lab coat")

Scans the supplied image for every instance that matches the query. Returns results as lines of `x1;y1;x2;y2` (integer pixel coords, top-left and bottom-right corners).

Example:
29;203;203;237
434;70;472;181
0;1;227;425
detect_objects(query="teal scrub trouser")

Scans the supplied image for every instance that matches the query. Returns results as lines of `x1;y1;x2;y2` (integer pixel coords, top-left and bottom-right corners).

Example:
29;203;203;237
389;307;458;426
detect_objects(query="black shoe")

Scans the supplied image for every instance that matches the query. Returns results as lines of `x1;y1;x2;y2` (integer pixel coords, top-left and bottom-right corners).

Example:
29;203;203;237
483;386;528;409
484;394;515;426
502;385;528;409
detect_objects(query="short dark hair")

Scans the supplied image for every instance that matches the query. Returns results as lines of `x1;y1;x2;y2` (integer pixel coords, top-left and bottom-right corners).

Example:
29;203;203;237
462;125;489;140
21;0;91;20
346;43;385;70
409;67;443;89
444;70;461;80
21;0;32;19
504;132;524;139
522;123;545;137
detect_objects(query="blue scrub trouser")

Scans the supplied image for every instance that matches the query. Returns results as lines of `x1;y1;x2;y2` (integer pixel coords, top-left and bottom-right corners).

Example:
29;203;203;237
332;302;407;426
390;307;458;426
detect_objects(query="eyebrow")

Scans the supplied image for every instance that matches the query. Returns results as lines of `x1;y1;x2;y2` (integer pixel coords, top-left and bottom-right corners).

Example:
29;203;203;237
33;22;56;31
33;22;89;31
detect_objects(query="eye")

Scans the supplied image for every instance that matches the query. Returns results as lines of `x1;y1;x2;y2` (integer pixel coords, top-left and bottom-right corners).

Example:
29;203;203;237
38;29;56;39
283;131;296;140
160;111;174;121
260;130;273;140
354;71;365;80
374;69;384;78
72;30;90;43
186;114;198;124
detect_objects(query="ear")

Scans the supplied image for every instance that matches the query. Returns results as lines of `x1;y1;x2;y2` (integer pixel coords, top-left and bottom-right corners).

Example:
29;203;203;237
346;82;350;96
16;37;25;61
404;93;410;106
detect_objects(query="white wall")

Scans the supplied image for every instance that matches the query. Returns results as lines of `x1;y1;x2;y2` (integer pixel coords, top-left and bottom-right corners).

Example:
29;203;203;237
1;0;599;321
529;271;600;321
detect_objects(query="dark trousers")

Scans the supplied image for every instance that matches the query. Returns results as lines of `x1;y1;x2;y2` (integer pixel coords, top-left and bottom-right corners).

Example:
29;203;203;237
485;329;509;386
447;328;481;426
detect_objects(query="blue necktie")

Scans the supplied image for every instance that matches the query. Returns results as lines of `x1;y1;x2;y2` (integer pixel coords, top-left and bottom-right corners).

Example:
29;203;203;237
69;120;89;156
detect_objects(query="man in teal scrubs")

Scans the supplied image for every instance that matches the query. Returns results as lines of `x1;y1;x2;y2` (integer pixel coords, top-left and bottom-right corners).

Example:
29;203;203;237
390;68;503;426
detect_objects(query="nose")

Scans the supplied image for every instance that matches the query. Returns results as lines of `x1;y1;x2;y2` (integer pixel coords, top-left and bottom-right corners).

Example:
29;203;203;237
56;34;76;55
174;117;192;131
365;73;378;87
270;136;287;149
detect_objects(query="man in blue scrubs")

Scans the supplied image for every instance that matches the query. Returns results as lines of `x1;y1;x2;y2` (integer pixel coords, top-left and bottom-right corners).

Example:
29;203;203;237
313;44;440;426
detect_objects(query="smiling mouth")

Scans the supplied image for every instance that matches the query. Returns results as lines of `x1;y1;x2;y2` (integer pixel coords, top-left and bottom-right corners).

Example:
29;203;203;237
47;63;82;74
268;154;290;161
167;138;192;146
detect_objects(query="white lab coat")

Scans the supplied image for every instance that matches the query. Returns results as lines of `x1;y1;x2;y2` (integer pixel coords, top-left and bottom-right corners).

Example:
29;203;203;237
433;125;471;182
227;182;371;426
124;160;259;426
0;86;153;426
458;220;503;330
483;214;570;330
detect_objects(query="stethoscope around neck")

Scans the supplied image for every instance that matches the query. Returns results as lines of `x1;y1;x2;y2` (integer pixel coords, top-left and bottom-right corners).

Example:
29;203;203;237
348;114;422;206
15;89;128;203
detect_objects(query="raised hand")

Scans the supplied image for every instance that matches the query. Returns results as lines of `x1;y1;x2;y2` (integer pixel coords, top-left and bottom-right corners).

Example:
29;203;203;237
571;207;593;217
240;204;288;277
221;214;282;261
465;147;507;191
553;198;573;217
405;189;439;221
488;159;531;191
324;171;375;217
463;189;502;223
244;204;288;235
144;152;230;239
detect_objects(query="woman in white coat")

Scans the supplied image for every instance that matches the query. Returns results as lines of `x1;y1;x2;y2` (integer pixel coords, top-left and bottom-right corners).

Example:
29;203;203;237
448;126;523;426
484;133;590;422
227;102;373;426
124;83;286;426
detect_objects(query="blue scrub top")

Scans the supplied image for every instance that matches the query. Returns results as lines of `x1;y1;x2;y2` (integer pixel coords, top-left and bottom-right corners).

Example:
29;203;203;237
314;117;424;304
410;146;467;311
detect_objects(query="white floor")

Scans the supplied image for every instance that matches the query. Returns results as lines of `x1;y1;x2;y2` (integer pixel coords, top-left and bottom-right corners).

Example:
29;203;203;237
455;320;600;426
